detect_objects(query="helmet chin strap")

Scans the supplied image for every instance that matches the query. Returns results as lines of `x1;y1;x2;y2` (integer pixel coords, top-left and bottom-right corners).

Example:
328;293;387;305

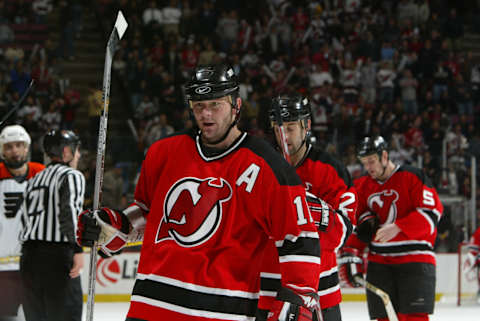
378;153;388;179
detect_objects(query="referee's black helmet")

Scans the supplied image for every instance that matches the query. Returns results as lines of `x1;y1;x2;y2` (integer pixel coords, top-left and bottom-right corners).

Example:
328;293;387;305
43;130;81;158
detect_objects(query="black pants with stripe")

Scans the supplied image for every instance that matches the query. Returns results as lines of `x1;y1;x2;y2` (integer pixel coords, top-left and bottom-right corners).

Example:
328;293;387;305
366;261;435;319
20;241;82;321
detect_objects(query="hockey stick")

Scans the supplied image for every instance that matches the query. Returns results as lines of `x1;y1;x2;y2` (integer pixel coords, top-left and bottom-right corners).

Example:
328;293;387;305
0;79;35;127
354;276;399;321
272;98;291;164
86;11;128;321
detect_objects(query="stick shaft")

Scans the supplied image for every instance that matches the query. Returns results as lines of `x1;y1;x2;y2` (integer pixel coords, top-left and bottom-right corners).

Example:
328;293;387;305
354;276;399;321
86;26;118;321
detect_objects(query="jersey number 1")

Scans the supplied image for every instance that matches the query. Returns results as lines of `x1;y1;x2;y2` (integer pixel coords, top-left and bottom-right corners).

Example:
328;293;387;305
293;196;312;225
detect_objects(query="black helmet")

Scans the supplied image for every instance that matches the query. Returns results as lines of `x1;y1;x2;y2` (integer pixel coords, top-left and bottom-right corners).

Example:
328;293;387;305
184;64;239;105
269;96;311;123
357;136;388;158
43;130;81;158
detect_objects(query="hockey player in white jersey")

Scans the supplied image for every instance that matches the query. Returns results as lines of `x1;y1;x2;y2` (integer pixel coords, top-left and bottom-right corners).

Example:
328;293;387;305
0;125;44;320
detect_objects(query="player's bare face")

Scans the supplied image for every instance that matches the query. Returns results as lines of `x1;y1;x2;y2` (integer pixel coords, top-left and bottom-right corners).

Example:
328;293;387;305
2;141;28;168
274;121;305;156
359;154;384;180
191;97;235;145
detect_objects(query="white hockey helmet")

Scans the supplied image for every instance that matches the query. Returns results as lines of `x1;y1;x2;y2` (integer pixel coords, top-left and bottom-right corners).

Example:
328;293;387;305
0;125;31;157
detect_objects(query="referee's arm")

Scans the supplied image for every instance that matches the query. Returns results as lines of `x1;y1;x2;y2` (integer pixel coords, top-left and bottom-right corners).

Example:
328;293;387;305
59;172;85;253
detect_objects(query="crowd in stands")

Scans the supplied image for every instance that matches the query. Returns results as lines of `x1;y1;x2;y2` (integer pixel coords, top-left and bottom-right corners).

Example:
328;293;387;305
0;0;84;163
92;0;480;250
0;1;479;250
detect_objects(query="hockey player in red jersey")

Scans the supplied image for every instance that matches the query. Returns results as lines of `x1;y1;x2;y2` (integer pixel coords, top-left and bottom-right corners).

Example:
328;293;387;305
256;96;357;321
464;226;480;302
76;64;321;321
338;136;443;321
0;125;45;319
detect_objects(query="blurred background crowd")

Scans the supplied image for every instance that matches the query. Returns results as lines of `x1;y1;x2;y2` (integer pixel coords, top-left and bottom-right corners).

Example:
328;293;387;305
1;0;479;252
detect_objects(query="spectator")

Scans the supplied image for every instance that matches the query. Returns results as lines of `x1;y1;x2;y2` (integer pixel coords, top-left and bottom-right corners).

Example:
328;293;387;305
377;60;396;104
142;1;163;26
216;10;239;53
41;100;62;131
10;61;31;96
446;123;469;169
454;74;474;116
162;0;182;36
5;44;25;63
432;61;451;101
399;69;419;115
443;8;464;51
17;96;42;124
32;0;53;24
0;23;14;44
360;57;377;105
86;83;103;149
102;163;125;209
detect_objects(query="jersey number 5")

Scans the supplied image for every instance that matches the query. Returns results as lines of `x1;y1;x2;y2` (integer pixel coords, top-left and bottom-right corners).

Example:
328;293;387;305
423;190;435;206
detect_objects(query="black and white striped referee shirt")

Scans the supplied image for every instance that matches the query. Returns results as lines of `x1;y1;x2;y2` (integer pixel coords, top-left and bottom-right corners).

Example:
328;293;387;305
20;162;85;243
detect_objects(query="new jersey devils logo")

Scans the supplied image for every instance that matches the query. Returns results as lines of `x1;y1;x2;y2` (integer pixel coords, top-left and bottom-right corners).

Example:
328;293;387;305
156;177;232;247
367;190;399;224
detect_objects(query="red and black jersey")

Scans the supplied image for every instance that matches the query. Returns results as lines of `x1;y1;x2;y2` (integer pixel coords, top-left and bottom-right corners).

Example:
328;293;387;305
467;227;480;262
127;130;320;321
348;164;443;266
259;145;357;310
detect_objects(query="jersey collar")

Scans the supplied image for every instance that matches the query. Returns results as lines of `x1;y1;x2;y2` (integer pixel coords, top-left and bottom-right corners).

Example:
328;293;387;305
196;132;247;162
376;163;400;185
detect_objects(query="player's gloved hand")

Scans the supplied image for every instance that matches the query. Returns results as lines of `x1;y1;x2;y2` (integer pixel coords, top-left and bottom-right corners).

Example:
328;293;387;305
338;247;364;288
355;211;379;243
306;192;331;232
463;252;480;273
76;207;131;257
267;287;320;321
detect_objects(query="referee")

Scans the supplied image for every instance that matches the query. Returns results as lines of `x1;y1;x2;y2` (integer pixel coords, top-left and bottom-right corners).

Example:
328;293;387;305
19;130;85;321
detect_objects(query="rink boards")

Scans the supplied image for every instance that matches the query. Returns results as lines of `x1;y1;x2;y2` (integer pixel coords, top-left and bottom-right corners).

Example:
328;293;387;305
80;252;476;302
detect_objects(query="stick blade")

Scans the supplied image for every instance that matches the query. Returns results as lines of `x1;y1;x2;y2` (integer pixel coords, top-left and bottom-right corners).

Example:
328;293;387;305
114;11;128;40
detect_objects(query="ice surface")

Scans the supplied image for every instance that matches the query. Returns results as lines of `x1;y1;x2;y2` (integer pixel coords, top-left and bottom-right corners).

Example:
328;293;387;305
84;301;479;321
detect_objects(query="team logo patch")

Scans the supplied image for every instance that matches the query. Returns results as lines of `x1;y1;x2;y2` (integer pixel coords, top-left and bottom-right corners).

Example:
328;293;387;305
156;177;232;247
195;86;212;95
96;257;121;287
367;190;399;224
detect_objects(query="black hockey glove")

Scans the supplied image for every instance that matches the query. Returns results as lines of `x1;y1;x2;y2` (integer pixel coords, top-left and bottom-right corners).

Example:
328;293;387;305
76;208;131;257
267;287;321;321
355;211;379;243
